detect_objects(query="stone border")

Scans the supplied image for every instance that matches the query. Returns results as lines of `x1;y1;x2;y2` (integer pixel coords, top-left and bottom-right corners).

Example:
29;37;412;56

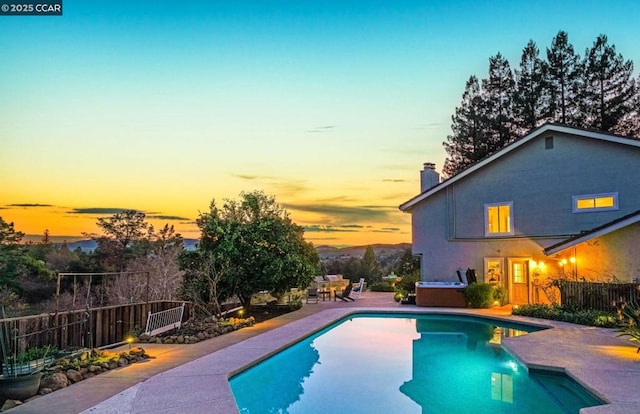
83;307;640;414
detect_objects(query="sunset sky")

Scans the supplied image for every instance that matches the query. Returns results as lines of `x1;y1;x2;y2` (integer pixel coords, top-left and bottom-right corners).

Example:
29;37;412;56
2;0;639;246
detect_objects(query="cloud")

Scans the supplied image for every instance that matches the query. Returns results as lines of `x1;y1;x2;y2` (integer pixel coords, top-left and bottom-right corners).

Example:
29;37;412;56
306;125;336;133
232;174;270;181
284;202;396;224
7;203;53;207
413;122;441;129
382;179;406;183
147;215;191;221
271;180;308;197
230;175;307;197
339;224;364;229
68;208;133;215
303;225;358;233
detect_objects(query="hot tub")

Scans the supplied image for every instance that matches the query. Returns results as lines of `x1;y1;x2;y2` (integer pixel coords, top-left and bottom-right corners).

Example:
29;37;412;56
415;281;467;307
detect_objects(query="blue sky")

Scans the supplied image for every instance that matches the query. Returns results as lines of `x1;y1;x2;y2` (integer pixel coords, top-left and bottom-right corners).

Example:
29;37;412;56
1;0;639;246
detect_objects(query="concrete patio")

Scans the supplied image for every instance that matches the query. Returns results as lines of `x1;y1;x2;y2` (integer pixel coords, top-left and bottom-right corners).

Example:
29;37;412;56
7;292;640;414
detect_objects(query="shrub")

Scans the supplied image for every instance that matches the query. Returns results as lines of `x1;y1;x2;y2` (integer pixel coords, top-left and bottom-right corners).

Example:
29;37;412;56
512;304;618;328
617;300;640;351
370;282;396;292
464;283;495;308
493;286;508;306
397;271;420;293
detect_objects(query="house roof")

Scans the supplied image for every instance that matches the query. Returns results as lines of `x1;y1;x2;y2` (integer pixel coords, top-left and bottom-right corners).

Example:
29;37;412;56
399;123;640;212
543;209;640;256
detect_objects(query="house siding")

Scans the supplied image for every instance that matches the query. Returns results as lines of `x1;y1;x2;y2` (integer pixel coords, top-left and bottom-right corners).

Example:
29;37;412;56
448;131;640;239
409;128;640;285
570;221;640;282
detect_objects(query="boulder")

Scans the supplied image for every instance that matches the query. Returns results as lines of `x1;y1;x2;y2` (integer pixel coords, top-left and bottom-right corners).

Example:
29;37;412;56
41;372;69;391
66;369;82;384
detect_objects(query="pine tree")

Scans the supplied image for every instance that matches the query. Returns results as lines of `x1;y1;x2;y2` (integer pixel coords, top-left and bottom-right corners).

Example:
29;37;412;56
614;73;640;137
482;53;517;153
443;75;488;177
581;34;636;134
513;40;548;133
545;31;581;125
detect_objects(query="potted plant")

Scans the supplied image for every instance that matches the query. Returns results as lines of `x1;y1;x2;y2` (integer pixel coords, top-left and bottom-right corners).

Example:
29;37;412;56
0;310;46;404
2;345;56;376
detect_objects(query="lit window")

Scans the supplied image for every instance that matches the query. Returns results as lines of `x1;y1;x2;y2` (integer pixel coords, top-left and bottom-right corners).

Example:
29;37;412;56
485;202;513;236
513;263;524;283
573;193;618;213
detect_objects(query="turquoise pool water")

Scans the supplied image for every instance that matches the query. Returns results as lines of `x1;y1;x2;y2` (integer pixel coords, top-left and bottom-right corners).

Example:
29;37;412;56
230;313;602;414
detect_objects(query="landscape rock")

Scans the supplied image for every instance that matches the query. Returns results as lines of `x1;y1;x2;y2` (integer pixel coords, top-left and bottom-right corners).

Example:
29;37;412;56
0;400;21;411
88;365;101;373
41;372;69;391
66;369;83;384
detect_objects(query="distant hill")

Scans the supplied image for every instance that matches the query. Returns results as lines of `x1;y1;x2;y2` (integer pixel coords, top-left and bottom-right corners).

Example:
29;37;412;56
56;239;408;257
61;239;200;253
316;243;411;261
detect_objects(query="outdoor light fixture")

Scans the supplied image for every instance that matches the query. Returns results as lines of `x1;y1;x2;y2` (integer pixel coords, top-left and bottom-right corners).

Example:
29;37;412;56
126;336;134;350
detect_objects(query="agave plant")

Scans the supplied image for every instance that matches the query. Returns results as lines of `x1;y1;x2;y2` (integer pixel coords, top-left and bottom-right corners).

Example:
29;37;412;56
616;300;640;353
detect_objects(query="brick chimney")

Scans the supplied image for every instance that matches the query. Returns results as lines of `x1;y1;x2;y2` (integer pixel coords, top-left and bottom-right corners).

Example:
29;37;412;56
420;162;440;192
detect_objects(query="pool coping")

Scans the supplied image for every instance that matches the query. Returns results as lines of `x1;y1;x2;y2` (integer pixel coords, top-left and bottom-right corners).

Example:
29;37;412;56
84;307;640;414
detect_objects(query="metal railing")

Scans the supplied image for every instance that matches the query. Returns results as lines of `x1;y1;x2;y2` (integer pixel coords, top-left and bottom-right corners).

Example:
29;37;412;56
144;303;186;336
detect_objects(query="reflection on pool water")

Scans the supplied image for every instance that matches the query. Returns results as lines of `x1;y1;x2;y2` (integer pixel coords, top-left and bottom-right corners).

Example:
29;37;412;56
230;313;602;414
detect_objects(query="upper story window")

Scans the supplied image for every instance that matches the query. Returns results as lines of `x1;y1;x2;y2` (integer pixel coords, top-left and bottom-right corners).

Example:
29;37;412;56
485;202;513;236
572;193;618;213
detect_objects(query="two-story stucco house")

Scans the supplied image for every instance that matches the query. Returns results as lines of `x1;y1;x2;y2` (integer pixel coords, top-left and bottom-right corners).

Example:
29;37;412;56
399;124;640;304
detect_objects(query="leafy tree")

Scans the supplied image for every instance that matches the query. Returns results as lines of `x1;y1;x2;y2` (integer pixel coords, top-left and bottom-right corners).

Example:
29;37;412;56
443;75;488;177
581;34;637;134
122;224;185;302
90;210;149;271
397;248;420;277
394;248;421;294
183;191;319;310
482;52;517;153
0;217;51;293
545;30;582;125
513;40;548;132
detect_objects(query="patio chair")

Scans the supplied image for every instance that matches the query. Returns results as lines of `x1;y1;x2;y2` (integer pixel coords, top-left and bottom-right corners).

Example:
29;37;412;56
306;287;319;303
350;278;366;300
334;283;355;302
465;268;477;285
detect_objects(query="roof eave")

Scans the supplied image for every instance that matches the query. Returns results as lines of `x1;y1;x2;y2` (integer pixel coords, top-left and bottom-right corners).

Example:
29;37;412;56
399;124;640;213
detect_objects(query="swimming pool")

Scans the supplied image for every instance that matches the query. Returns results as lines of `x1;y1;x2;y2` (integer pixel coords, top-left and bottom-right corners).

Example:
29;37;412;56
230;313;602;413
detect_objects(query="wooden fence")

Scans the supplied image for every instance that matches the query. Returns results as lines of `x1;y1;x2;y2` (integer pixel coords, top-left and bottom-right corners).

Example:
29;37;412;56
557;281;639;311
0;301;192;362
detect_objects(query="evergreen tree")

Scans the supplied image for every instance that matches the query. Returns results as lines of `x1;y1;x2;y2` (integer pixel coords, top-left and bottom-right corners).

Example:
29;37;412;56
615;73;640;137
443;75;487;177
581;34;636;134
360;246;381;285
482;53;517;153
513;40;548;133
545;31;581;125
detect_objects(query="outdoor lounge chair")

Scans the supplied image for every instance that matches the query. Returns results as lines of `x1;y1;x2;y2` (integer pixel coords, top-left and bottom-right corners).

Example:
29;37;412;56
334;282;355;302
349;278;366;300
465;268;477;285
306;287;319;303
